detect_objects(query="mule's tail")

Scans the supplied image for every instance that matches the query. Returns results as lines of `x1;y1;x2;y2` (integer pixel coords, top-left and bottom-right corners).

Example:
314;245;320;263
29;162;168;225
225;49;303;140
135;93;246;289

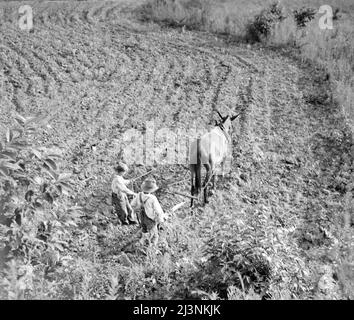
195;138;202;193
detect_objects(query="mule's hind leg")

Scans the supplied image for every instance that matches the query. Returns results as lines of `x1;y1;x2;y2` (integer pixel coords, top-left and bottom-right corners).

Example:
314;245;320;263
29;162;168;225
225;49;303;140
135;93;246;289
190;186;195;207
220;159;227;178
212;170;216;190
190;165;195;207
203;163;211;204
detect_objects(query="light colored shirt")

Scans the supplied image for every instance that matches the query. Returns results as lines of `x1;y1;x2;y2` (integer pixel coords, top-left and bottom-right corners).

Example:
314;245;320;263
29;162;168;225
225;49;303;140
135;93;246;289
111;175;135;196
131;192;166;223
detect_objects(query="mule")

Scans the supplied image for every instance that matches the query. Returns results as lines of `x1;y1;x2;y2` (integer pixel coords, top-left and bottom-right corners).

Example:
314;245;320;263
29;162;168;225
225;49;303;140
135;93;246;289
189;111;239;207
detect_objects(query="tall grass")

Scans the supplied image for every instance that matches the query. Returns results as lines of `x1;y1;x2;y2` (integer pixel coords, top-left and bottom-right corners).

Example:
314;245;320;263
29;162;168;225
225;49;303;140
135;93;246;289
298;17;354;132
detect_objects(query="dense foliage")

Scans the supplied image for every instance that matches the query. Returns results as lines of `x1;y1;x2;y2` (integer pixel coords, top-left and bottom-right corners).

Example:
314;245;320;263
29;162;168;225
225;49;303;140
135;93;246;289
293;6;316;28
0;114;81;299
246;1;287;42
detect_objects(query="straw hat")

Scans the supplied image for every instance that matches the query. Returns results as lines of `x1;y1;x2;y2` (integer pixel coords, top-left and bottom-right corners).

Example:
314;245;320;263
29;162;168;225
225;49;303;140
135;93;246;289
141;177;159;193
115;162;128;173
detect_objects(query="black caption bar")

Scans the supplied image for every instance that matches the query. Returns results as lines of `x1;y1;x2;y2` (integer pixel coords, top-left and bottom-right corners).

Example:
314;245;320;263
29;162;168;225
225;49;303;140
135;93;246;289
0;300;348;319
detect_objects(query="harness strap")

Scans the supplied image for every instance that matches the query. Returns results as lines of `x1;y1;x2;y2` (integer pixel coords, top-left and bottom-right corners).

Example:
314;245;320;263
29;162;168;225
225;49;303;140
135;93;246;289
217;125;231;143
139;192;149;207
139;193;156;232
139;192;154;219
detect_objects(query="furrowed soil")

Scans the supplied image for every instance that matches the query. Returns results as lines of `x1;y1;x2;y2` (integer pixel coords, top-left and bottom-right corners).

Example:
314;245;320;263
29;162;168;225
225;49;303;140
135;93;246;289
0;0;353;299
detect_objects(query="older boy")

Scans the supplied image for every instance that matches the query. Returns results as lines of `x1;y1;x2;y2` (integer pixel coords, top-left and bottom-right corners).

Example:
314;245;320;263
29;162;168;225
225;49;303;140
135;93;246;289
111;163;138;225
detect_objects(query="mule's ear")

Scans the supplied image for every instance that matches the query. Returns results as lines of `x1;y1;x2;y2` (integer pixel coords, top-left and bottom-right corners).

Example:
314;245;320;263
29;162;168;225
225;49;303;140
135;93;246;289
216;110;223;119
230;113;240;121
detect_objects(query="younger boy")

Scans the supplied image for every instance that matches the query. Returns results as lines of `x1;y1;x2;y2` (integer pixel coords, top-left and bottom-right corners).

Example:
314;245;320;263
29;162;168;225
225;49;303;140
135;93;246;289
131;177;167;246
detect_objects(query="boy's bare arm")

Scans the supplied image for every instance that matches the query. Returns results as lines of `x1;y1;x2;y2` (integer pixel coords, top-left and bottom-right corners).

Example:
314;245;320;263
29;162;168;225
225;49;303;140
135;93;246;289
130;195;139;210
121;184;136;196
111;178;119;194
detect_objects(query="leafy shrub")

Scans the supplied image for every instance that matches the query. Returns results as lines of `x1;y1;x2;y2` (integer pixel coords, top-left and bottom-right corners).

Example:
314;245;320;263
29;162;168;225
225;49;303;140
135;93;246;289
293;7;316;28
0;113;81;299
181;208;274;299
246;1;287;42
200;239;272;299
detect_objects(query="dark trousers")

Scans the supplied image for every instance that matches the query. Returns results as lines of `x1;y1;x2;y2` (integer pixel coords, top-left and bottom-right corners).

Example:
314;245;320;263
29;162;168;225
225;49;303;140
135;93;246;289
112;192;135;223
